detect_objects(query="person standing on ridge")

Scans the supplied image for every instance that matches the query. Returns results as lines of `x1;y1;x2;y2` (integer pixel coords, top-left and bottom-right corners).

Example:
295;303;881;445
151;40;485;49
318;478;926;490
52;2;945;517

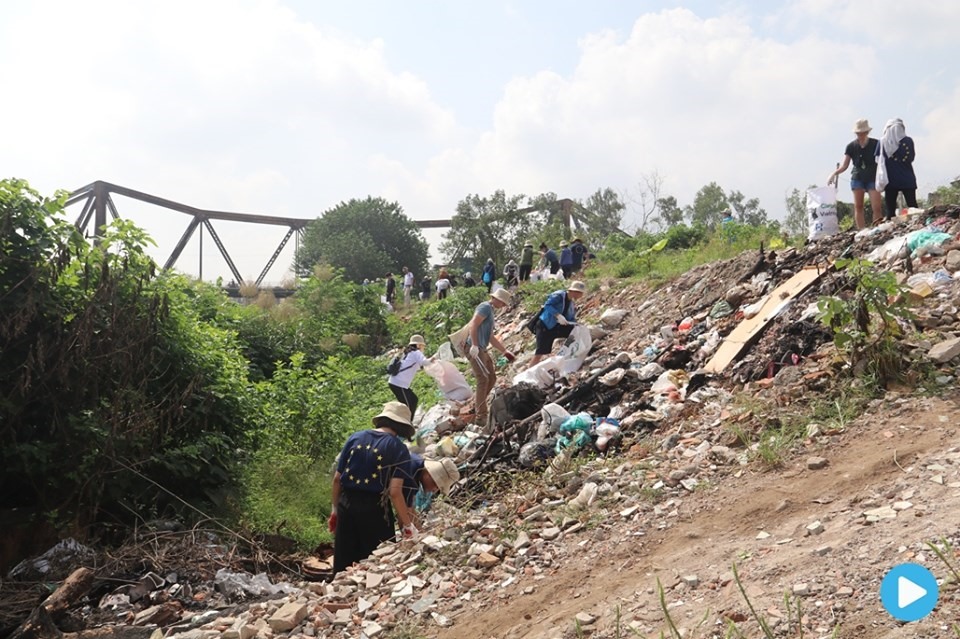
481;258;497;292
570;237;588;274
559;241;573;278
519;241;535;281
828;119;881;229
876;118;918;220
503;259;519;288
384;272;396;306
328;402;417;574
401;266;415;306
387;334;430;419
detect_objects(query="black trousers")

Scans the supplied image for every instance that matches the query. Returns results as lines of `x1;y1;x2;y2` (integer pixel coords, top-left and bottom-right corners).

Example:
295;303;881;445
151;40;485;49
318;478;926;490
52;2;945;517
535;323;574;355
333;489;395;574
519;264;532;281
884;187;917;219
389;383;419;420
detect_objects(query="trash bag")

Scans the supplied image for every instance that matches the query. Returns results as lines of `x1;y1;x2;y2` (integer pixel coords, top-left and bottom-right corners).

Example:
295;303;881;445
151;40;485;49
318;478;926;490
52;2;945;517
518;441;554;468
594;417;622;452
556;324;592;375
538;403;570;440
807;186;839;240
423;360;472;402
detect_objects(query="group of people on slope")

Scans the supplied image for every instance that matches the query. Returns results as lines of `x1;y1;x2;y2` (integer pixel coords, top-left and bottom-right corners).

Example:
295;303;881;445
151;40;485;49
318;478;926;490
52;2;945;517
485;238;590;293
385;266;468;306
828;117;918;230
331;275;590;575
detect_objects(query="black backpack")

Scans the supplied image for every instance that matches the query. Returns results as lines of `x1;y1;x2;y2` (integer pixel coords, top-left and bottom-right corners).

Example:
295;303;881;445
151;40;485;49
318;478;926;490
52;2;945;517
386;353;415;376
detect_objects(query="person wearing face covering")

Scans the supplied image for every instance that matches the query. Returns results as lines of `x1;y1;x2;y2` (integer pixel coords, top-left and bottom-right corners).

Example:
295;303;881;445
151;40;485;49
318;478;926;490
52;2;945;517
875;118;917;220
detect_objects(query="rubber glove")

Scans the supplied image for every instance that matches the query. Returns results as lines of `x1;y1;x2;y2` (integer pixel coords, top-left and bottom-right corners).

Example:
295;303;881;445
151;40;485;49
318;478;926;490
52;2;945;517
402;522;419;540
555;315;570;326
504;351;516;362
327;511;338;533
469;344;480;358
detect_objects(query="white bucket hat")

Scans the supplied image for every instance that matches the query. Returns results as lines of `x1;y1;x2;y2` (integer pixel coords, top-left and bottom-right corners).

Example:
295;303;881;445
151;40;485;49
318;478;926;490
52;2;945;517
853;118;871;133
409;334;426;346
424;458;460;495
490;288;513;305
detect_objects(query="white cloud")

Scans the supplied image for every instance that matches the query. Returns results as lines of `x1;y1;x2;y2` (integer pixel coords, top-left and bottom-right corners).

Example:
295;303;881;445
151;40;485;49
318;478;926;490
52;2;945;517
785;0;960;45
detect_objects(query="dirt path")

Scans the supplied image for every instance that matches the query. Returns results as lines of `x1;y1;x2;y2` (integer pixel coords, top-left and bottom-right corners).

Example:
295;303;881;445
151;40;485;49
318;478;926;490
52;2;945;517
438;393;960;638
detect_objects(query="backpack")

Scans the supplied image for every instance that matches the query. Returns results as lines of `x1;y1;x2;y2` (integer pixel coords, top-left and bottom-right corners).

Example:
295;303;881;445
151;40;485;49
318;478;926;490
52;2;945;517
387;353;416;376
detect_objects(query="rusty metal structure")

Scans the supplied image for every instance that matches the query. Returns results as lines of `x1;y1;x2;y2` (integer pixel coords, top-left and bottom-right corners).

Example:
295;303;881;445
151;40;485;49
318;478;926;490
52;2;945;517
65;181;452;287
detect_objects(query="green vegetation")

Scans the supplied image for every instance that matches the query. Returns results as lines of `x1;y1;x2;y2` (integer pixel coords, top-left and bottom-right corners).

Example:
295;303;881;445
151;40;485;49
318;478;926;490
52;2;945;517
595;221;788;284
816;258;914;387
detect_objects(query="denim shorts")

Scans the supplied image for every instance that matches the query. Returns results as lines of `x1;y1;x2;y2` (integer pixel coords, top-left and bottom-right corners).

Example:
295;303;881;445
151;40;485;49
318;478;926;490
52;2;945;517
850;179;876;191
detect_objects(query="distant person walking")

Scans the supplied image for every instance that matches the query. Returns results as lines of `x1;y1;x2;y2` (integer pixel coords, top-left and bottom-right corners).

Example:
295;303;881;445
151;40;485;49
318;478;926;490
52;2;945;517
463;272;477;288
828;119;881;229
459;288;515;426
503;259;519;288
481;258;497;292
539;242;559;275
419;274;432;301
528;280;586;367
388;335;429;419
876;118;918;220
384;272;396;306
559;241;573;278
570;237;588;273
519;241;534;281
402;267;415;305
329;402;417;574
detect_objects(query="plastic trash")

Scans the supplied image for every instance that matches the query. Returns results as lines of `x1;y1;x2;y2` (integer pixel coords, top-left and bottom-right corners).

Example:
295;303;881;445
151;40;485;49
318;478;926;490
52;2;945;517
677;317;694;332
635;362;665;381
423;360;472;402
807;186;839;240
594;417;622;452
537;403;570;440
599;368;626;386
569;482;599;510
214;568;299;600
518;441;554;468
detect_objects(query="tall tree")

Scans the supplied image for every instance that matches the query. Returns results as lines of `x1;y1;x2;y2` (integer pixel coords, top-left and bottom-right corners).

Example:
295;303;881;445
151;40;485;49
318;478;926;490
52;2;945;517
685;182;728;228
296;197;429;283
578;187;626;241
727;190;769;226
657;196;684;227
784;188;807;237
625;171;671;232
440;191;543;270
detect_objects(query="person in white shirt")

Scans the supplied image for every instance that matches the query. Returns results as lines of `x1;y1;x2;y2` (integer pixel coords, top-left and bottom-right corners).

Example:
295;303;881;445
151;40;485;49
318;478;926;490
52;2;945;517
388;335;430;418
402;267;415;306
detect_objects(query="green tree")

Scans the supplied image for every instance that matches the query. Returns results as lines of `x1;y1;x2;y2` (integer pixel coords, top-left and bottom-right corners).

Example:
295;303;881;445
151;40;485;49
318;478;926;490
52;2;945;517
657;195;684;227
296;197;430;282
440;190;543;270
727;190;768;226
784;188;808;237
685;182;728;228
577;187;626;241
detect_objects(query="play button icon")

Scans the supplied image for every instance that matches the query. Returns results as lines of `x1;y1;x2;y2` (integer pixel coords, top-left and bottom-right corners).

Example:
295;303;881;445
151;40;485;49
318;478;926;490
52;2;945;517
880;563;939;622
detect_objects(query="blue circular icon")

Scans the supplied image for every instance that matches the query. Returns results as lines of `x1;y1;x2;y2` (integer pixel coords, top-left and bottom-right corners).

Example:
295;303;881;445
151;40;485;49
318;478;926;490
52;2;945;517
880;563;939;622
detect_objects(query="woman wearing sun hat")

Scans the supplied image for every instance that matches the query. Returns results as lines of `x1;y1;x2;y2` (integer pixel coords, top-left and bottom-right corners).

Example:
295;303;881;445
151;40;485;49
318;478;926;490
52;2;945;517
528;280;587;367
329;401;418;573
828;118;882;229
387;335;430;419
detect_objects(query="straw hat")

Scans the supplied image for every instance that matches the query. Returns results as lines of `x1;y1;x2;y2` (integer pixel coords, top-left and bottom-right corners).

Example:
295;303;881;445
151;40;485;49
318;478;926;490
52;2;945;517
853;118;871;133
490;288;513;305
524;241;533;247
409;334;426;346
424;458;460;495
560;241;568;247
567;280;587;294
372;401;414;438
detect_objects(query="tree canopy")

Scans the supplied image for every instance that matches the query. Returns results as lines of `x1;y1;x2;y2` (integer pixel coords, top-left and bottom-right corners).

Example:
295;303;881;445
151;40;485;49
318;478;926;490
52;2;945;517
684;182;768;229
296;197;430;282
440;190;543;270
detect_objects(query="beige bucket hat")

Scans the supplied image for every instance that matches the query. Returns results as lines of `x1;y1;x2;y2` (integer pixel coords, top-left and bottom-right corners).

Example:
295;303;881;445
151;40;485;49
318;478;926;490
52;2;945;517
409;334;426;346
853;118;871;133
567;280;587;294
372;401;414;438
490;288;513;305
424;458;460;495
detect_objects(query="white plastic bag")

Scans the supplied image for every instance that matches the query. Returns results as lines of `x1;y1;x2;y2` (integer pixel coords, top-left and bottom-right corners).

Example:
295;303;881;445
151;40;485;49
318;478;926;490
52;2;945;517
537;403;570;440
423;360;472;402
806;186;839;240
556;324;592;374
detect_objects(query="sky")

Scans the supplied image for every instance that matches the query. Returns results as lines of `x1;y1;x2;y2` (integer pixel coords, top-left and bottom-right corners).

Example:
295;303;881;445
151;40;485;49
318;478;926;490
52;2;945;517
3;0;959;284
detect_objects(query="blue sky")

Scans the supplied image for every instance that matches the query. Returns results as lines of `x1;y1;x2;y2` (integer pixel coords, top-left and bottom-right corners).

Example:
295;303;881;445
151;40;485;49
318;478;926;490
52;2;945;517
2;0;958;283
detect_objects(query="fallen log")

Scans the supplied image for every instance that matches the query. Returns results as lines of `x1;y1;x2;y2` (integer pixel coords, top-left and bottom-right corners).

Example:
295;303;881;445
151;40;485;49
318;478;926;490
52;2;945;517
9;568;94;639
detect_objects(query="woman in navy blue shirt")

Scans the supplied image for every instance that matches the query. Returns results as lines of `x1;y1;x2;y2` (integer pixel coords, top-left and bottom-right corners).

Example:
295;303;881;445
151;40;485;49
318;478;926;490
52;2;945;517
877;118;918;220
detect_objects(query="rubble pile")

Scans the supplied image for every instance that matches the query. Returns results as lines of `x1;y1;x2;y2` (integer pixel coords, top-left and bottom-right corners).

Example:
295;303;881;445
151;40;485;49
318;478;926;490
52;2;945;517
7;205;960;639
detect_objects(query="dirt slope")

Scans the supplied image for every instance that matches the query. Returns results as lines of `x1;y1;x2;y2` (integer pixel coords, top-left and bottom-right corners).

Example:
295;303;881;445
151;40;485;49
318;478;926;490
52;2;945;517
437;393;960;639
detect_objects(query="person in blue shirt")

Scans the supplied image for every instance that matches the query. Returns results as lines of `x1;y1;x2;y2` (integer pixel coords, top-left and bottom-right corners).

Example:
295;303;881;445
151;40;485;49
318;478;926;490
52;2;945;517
528;280;587;366
539;242;560;275
401;455;461;518
559;241;573;278
569;237;588;274
460;288;515;425
329;402;417;574
481;259;497;292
